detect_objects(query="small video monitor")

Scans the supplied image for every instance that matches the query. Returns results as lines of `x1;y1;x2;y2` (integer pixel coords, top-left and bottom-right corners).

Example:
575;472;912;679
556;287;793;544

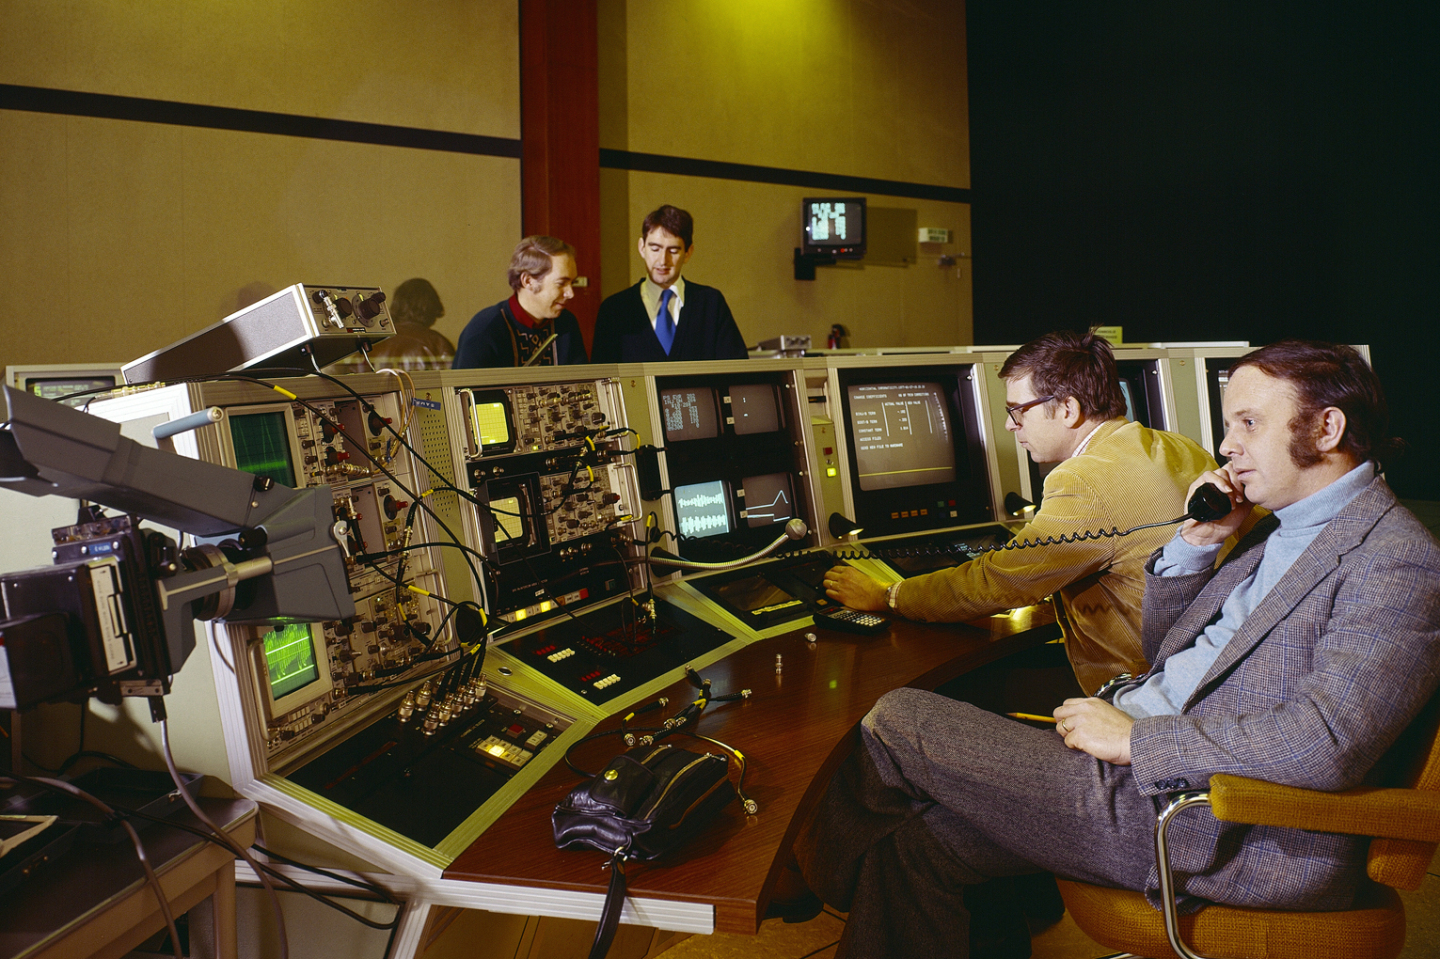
847;382;958;491
803;197;867;259
837;366;994;537
742;473;795;528
256;622;333;720
468;389;517;455
661;387;721;442
1113;359;1166;430
729;383;782;435
228;409;299;488
674;480;732;539
489;495;528;547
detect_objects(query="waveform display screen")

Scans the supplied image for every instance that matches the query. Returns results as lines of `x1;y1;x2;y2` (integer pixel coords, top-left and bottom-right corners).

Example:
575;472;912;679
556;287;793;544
263;623;321;700
730;384;781;435
490;495;528;547
472;401;511;447
674;480;731;538
230;411;297;488
847;382;957;492
661;388;720;441
742;472;795;528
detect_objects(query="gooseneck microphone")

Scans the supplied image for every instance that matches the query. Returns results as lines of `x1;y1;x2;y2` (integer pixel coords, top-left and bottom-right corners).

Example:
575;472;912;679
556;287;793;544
646;518;808;571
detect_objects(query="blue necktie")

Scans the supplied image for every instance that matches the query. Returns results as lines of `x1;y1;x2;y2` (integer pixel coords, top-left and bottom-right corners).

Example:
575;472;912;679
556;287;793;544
656;288;676;355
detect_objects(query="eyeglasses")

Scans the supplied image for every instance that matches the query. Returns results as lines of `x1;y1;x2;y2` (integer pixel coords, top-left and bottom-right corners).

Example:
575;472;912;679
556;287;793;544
1005;395;1055;427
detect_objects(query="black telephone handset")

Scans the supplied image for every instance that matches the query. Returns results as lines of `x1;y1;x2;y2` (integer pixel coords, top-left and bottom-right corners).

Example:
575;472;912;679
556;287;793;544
1186;483;1234;524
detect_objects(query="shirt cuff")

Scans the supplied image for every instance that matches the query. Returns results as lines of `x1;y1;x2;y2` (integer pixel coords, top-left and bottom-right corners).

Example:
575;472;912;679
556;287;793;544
1154;529;1223;576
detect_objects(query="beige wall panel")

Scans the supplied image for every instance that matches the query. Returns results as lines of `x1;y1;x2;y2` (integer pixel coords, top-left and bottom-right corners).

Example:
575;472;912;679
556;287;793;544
619;171;971;351
0;0;519;138
50;115;188;365
0;111;74;361
614;0;968;188
0;112;520;367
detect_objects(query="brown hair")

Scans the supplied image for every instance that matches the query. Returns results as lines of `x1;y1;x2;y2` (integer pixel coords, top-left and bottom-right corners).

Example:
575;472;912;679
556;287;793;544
389;278;444;327
1230;340;1403;468
999;329;1128;420
640;205;694;248
507;236;575;291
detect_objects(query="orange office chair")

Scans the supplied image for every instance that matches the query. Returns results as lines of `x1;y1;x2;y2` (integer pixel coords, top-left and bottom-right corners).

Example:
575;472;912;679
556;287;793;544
1057;700;1440;959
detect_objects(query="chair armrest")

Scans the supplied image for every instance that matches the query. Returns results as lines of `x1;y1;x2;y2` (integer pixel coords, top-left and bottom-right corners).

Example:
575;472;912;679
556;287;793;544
1208;773;1440;841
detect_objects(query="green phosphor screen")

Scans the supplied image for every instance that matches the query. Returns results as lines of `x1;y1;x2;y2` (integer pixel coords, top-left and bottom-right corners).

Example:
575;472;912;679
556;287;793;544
230;412;297;488
264;623;320;700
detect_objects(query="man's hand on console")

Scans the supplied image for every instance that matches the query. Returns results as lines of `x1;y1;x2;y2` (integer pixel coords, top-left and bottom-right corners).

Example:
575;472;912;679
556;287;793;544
823;566;889;613
1054;698;1134;765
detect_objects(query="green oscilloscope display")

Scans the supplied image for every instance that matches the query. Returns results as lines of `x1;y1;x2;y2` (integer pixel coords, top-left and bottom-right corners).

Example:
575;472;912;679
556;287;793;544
264;623;320;700
230;412;297;488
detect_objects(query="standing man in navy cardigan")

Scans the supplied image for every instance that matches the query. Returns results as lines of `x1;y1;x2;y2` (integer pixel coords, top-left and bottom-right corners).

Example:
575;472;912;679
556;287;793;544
591;205;749;363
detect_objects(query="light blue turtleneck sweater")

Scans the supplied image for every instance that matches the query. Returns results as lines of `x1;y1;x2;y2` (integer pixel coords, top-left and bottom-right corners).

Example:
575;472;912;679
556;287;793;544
1114;461;1376;719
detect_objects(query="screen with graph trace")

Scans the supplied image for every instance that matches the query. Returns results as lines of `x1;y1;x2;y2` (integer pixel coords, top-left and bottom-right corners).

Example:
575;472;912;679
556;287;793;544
656;371;813;563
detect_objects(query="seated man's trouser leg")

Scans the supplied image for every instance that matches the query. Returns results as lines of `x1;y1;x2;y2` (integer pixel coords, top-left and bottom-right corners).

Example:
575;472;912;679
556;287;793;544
795;688;1157;959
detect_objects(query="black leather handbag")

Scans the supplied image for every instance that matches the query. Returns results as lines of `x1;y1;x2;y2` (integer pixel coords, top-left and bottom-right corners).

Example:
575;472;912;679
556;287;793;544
553;743;735;958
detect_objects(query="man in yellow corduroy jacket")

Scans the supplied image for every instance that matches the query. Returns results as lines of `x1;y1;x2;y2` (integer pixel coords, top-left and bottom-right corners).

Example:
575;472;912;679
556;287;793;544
823;330;1216;694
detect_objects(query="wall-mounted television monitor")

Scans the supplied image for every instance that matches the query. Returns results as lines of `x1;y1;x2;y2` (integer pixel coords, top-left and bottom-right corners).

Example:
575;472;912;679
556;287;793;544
837;366;993;538
657;371;812;563
802;197;866;259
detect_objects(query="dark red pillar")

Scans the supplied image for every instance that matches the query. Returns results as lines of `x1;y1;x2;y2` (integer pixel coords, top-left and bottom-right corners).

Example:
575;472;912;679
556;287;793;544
520;0;602;352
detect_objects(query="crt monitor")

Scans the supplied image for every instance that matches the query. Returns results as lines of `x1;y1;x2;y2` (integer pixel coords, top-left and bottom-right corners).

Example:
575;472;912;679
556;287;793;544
223;404;302;489
802;197;866;259
837;366;993;538
253;622;334;721
1204;357;1234;462
1113;358;1167;430
658;372;811;563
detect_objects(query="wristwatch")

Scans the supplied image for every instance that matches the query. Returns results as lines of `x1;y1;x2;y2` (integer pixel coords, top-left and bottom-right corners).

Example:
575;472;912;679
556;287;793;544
885;582;901;610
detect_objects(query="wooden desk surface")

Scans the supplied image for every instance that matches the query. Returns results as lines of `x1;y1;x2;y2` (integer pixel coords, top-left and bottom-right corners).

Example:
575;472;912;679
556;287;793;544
445;605;1059;934
0;796;257;959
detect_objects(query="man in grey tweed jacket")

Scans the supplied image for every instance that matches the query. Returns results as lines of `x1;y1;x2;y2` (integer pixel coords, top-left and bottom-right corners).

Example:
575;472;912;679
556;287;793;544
792;341;1440;958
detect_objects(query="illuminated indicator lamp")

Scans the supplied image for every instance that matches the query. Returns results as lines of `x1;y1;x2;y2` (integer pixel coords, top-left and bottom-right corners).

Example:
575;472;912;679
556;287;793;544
487;744;507;758
826;467;838;477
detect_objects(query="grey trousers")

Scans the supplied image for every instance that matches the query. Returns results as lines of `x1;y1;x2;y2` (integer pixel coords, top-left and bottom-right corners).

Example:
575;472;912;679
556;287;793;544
794;688;1158;959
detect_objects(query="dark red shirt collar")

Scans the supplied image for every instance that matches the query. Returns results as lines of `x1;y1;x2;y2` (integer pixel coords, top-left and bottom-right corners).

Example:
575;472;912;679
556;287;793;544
507;294;539;328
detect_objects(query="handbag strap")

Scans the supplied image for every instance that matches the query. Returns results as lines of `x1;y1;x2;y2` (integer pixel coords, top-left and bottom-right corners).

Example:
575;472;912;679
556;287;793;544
589;853;628;959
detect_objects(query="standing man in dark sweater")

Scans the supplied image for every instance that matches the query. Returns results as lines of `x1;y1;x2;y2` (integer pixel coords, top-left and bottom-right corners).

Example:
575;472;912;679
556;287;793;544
453;235;589;369
591;205;748;363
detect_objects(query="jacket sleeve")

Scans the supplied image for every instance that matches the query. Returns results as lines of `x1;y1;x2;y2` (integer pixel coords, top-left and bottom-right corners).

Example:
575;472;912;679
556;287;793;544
453;314;501;369
558;313;589;364
590;300;621;363
896;460;1118;621
1129;536;1440;796
710;291;749;360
